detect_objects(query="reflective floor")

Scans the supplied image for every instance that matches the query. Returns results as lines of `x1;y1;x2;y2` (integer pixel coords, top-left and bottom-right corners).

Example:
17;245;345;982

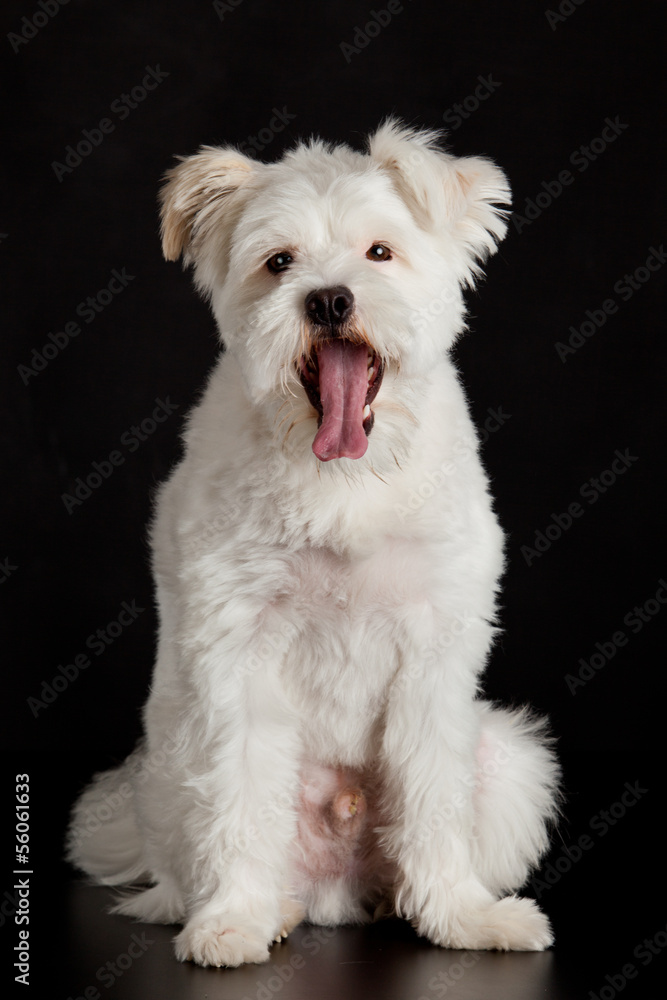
9;751;663;1000
52;879;662;1000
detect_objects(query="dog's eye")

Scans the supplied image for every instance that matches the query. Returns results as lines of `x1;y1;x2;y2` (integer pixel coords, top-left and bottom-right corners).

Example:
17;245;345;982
266;251;293;274
366;244;392;262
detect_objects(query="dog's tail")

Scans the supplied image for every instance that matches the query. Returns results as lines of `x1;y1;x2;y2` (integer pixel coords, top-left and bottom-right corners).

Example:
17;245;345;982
472;701;562;894
66;748;147;885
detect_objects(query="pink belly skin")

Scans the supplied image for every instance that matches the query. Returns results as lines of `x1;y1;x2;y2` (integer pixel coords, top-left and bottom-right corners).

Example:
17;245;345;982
289;762;393;906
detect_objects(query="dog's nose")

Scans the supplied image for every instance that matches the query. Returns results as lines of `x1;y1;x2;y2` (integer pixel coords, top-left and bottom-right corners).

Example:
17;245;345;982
305;286;354;327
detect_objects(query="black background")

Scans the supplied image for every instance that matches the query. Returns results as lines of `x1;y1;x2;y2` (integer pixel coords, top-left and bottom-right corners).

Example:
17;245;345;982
2;1;666;997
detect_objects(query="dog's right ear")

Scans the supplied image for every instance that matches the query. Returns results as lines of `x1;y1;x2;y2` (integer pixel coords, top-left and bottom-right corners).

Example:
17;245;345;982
159;146;258;263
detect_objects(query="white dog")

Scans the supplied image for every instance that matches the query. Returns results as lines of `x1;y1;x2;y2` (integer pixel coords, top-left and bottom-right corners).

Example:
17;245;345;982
67;120;560;967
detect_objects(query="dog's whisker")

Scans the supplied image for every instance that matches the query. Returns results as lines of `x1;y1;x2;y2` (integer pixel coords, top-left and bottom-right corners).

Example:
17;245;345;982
377;400;418;426
280;372;300;400
275;408;297;434
281;414;312;450
279;363;295;398
369;465;388;485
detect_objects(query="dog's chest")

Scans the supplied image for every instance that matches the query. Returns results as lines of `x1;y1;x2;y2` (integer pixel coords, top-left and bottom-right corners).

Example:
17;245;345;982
276;540;433;764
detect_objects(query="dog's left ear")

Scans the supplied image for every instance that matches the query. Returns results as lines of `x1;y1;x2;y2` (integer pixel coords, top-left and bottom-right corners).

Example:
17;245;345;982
368;120;511;280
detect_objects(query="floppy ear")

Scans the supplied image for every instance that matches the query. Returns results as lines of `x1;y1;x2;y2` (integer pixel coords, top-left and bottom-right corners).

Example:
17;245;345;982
368;119;511;282
159;146;258;264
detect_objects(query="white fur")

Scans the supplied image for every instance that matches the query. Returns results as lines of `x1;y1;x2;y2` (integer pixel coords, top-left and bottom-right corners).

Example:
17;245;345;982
67;120;560;967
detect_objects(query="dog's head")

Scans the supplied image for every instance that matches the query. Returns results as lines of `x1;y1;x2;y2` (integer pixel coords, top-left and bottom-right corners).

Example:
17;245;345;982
160;120;510;466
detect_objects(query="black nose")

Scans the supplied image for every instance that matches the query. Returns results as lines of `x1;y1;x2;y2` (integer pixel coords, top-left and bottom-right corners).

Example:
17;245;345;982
305;286;354;327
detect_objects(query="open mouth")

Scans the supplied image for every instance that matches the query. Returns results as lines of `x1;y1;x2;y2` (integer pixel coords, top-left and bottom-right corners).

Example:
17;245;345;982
298;341;385;462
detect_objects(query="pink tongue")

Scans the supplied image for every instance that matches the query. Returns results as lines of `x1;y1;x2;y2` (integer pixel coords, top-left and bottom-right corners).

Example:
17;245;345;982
312;340;369;461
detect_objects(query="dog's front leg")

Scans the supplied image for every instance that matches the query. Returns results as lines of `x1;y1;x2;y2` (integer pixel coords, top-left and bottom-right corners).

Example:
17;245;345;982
166;626;302;967
381;628;552;952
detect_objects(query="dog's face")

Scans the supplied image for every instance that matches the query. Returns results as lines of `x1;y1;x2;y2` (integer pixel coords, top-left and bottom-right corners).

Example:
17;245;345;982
160;121;510;464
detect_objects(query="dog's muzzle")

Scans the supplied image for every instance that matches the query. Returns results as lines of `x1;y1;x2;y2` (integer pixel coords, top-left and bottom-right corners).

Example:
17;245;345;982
300;286;384;463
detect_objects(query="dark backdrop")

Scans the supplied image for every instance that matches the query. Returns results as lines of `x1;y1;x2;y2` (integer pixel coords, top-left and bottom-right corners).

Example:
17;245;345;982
2;0;665;995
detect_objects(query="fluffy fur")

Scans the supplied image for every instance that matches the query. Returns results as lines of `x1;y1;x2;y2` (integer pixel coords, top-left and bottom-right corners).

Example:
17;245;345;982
67;120;560;967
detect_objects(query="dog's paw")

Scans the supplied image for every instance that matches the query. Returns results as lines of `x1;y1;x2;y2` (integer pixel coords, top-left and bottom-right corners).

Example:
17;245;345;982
174;916;272;967
430;895;553;952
